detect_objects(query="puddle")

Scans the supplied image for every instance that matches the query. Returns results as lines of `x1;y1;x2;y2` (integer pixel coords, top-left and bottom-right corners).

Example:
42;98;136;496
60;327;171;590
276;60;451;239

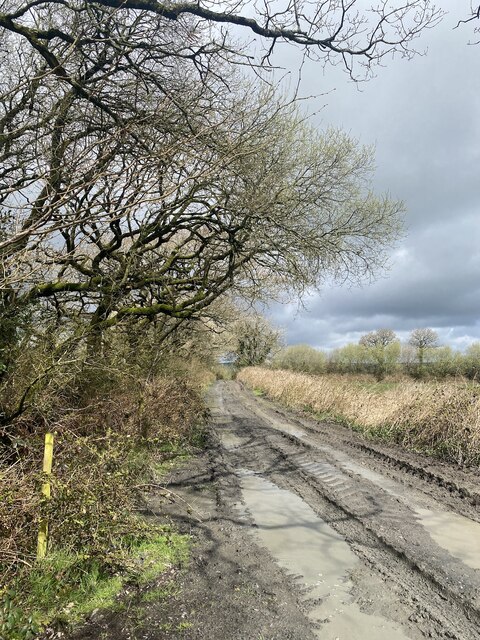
415;508;480;570
249;400;480;573
219;430;245;451
327;452;480;571
239;470;410;639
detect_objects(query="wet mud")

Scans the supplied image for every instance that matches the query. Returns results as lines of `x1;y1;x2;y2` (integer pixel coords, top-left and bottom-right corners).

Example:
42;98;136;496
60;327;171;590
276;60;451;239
68;380;480;640
212;381;480;640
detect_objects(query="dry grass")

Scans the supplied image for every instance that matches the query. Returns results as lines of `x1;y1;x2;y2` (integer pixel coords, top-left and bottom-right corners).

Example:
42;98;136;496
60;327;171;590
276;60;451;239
238;367;480;466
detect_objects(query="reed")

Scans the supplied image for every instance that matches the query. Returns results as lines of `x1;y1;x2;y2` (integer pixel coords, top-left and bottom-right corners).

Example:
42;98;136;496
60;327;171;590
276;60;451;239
238;367;480;466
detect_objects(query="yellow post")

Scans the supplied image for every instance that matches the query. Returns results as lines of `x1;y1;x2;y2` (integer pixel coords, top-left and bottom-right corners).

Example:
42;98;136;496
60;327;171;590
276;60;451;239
37;432;54;560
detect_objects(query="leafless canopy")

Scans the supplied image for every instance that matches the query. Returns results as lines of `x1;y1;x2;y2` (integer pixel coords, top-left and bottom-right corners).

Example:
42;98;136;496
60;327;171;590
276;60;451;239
409;328;439;350
360;328;397;348
0;0;444;79
1;0;441;349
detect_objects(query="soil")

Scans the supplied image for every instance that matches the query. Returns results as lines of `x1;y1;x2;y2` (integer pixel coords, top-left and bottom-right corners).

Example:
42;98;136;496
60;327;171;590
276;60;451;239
67;381;480;640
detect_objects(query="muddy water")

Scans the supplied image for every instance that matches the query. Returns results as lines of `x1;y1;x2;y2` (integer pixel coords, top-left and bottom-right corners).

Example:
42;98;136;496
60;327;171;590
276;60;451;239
249;402;480;573
239;470;410;640
319;446;480;572
415;508;480;570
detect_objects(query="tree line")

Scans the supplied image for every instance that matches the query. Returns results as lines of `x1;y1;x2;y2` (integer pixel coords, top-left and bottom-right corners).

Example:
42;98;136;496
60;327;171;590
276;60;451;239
271;328;480;381
0;1;478;439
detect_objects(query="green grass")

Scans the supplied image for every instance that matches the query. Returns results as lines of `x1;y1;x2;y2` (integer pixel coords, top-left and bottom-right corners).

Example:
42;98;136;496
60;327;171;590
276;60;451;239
1;532;190;639
1;553;123;636
301;405;351;427
132;533;190;585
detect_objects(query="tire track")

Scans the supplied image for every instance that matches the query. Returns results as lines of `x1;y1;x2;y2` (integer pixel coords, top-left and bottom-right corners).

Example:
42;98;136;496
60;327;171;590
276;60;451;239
212;381;480;640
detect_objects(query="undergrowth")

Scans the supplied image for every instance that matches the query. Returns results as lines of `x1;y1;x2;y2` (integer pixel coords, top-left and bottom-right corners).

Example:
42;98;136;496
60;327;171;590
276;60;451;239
0;358;211;639
238;367;480;466
1;530;190;639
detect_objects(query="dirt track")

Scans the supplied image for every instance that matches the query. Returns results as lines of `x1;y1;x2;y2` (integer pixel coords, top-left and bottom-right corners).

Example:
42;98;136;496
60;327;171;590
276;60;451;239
70;380;480;639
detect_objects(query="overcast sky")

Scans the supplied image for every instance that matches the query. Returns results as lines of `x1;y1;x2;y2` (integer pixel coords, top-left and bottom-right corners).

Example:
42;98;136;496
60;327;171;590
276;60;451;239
263;3;480;351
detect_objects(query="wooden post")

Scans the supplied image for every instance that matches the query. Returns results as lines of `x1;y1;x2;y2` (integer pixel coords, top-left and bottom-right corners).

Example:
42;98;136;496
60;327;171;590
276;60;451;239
37;432;54;560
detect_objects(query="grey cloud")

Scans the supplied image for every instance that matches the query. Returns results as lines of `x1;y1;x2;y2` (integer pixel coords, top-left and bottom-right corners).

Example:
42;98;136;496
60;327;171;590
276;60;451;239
266;3;480;351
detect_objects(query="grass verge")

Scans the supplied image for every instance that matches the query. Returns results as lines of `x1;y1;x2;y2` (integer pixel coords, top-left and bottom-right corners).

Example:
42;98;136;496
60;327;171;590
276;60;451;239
1;530;190;639
238;367;480;466
1;373;209;639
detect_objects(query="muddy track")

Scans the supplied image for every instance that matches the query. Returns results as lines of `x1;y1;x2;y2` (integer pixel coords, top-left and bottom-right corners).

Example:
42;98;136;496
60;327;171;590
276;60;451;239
238;384;480;515
211;381;480;640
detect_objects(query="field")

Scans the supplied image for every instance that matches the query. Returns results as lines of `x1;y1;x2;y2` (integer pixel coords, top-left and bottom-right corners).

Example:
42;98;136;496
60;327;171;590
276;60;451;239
238;367;480;466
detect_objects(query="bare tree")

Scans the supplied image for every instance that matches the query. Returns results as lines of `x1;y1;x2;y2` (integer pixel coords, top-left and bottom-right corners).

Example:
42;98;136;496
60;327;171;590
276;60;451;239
409;328;439;368
0;0;438;267
0;0;439;349
456;3;480;44
1;61;404;346
0;1;444;81
0;3;409;438
0;0;423;408
359;329;397;348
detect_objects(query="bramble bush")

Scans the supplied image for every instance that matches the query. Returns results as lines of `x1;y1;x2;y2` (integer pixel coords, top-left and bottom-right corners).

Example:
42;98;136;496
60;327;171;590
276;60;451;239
0;347;211;637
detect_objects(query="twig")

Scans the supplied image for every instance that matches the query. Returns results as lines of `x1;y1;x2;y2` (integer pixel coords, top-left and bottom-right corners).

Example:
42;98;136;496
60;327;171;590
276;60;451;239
133;483;204;522
455;5;480;29
1;550;34;568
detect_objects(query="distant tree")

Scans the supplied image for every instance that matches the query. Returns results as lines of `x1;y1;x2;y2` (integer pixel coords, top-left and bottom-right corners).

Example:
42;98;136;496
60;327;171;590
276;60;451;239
359;329;397;348
408;328;439;372
463;342;480;380
359;329;399;380
233;315;282;367
400;343;417;375
428;346;462;379
328;343;367;374
273;345;326;375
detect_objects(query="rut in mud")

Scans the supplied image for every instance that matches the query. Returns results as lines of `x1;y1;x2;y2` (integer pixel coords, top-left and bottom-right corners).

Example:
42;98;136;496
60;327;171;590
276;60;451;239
212;380;480;640
70;380;480;640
